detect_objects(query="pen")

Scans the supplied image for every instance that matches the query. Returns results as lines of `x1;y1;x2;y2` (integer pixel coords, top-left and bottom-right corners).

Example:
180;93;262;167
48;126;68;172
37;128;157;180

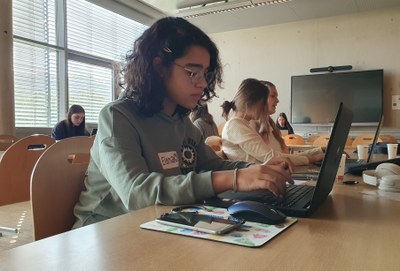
343;180;359;185
0;226;18;233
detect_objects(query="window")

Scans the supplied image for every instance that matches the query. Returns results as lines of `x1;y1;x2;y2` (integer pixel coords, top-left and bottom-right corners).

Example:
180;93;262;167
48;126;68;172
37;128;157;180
13;0;147;127
13;0;58;127
68;60;112;123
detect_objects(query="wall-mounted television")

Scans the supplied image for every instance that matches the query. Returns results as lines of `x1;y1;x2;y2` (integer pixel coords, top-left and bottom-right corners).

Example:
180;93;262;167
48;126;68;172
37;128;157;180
291;69;383;126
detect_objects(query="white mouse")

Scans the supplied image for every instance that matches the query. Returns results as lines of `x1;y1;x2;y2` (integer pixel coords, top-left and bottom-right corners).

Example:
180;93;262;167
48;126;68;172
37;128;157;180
379;175;400;192
375;163;400;178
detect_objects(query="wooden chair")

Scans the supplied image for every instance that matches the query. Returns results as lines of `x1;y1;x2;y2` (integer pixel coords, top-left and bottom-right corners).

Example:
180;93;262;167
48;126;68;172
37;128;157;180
283;134;305;146
379;134;397;143
312;134;331;147
345;137;354;148
0;134;19;151
0;134;55;206
30;136;94;240
351;133;381;148
306;134;319;144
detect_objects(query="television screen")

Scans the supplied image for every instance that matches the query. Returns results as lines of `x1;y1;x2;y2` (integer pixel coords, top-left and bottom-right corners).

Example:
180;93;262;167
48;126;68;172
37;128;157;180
291;69;383;125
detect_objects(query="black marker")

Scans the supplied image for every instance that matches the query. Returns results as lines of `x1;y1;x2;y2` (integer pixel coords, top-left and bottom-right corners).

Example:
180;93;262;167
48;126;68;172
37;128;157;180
343;180;359;185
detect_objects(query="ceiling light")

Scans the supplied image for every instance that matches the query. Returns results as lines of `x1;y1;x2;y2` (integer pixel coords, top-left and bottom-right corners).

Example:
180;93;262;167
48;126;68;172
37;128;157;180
180;0;293;18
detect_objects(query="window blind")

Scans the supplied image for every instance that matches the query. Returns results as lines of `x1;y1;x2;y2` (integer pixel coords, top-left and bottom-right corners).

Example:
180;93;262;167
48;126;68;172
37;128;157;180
68;60;112;123
12;0;148;127
13;0;58;127
67;0;147;61
13;0;56;45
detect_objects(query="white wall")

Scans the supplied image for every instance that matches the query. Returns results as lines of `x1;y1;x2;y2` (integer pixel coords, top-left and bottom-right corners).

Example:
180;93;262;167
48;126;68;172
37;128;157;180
208;7;400;135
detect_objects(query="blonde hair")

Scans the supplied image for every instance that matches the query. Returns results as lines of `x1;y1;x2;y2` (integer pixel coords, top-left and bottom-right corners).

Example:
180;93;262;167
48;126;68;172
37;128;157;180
221;78;269;125
258;81;288;152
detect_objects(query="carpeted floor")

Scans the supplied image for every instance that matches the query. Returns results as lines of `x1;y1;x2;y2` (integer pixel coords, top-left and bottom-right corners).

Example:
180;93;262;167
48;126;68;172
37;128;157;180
0;201;34;252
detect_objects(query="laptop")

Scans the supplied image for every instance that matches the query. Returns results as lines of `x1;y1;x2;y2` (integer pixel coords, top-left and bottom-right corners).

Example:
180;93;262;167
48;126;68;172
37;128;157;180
280;130;289;137
204;102;353;218
345;114;383;175
90;128;98;136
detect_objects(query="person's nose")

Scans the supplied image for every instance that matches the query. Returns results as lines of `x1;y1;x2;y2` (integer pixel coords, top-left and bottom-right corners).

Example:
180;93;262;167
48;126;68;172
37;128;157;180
195;77;208;89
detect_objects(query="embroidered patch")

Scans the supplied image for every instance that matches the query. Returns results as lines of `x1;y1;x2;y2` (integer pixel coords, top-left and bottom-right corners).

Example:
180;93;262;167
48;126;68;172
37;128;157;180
181;137;197;171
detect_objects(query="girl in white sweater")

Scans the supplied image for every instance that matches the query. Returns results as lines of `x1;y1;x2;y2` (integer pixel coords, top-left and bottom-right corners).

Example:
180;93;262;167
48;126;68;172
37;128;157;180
221;78;324;166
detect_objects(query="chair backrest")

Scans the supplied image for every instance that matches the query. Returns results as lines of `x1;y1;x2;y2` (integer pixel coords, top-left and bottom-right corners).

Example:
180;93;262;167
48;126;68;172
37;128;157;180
379;134;397;143
0;134;19;151
351;133;381;148
345;136;354;147
30;136;94;240
306;134;319;144
0;134;55;206
283;134;305;146
312;134;331;147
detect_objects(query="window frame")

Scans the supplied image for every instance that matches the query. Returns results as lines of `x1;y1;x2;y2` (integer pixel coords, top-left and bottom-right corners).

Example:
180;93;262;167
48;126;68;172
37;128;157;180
12;0;147;131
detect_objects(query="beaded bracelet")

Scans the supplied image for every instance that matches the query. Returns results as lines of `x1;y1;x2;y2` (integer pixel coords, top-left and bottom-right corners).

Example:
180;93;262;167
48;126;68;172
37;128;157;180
233;168;238;193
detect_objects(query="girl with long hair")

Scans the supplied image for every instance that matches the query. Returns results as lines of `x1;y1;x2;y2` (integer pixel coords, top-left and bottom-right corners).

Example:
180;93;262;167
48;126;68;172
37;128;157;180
51;104;90;140
190;104;219;138
73;18;293;228
221;79;323;166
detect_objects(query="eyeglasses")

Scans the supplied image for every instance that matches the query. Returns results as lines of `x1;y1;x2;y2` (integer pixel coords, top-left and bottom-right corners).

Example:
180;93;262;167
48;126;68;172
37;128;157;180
173;62;214;85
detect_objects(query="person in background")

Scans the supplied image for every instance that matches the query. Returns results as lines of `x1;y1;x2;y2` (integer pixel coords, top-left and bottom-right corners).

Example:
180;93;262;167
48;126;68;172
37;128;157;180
72;17;293;228
276;112;294;135
190;104;219;138
51;104;90;140
256;80;324;163
221;78;323;166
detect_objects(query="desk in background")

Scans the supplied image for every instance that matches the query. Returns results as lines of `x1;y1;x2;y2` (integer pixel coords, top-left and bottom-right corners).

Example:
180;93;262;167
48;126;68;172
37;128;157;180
0;178;399;270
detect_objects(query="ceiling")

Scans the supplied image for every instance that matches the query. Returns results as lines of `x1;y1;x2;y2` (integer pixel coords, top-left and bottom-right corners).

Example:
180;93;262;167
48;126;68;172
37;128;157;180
99;0;400;33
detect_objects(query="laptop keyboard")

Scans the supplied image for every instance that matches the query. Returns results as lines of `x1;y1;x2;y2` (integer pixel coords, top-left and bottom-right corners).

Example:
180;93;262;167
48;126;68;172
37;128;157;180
260;185;314;207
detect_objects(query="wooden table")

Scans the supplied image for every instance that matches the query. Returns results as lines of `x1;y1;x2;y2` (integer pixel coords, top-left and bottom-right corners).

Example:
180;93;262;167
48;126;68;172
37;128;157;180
0;177;399;271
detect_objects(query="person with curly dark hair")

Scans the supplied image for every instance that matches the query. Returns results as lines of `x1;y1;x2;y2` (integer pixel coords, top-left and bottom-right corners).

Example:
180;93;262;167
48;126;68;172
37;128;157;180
73;17;293;228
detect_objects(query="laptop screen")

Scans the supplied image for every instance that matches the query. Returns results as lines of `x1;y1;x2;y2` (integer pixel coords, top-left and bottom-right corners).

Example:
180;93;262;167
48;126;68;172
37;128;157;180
367;114;384;162
309;102;353;212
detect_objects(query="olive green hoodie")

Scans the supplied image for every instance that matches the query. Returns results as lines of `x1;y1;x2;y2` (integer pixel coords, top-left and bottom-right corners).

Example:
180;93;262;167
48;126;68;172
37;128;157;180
73;99;249;228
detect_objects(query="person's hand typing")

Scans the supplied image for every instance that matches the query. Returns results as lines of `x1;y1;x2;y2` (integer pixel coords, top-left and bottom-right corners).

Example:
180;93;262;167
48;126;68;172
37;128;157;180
237;159;293;198
264;156;294;174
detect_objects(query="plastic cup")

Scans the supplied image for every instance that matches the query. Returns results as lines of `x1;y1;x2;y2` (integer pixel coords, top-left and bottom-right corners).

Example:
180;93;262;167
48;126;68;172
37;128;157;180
387;144;398;159
357;145;368;160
